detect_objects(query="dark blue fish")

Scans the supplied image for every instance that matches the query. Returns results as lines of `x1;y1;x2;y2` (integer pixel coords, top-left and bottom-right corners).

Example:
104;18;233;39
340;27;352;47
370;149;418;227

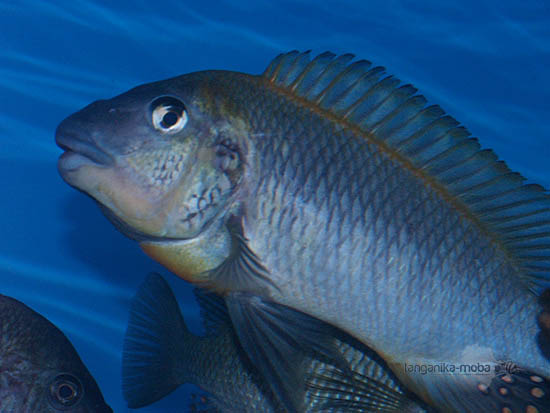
0;294;112;413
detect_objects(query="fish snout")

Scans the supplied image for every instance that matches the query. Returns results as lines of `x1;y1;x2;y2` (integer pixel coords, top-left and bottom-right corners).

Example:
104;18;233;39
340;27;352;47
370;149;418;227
56;100;116;171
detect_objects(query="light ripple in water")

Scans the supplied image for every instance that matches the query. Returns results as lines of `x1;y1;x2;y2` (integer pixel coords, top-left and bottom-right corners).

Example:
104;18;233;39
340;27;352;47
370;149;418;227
0;50;128;91
0;120;57;159
0;254;132;298
11;289;126;334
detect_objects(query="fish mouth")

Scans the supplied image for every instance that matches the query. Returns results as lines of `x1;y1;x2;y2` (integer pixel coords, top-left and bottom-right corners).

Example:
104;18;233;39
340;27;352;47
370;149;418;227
56;133;114;172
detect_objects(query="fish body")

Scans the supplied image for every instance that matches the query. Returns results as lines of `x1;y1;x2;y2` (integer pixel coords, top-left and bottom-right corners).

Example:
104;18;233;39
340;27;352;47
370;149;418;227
0;294;112;413
123;273;429;412
56;51;550;412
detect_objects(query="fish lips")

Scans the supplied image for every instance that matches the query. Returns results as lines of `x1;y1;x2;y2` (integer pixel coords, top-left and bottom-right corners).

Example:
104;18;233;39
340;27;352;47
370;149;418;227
56;135;114;172
55;118;115;176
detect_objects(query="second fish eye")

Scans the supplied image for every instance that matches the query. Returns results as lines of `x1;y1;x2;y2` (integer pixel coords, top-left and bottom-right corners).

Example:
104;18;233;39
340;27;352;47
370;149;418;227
48;373;83;409
150;96;188;134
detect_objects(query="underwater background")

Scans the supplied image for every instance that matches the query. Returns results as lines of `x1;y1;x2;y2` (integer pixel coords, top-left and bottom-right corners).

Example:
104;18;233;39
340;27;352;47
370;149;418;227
1;1;549;411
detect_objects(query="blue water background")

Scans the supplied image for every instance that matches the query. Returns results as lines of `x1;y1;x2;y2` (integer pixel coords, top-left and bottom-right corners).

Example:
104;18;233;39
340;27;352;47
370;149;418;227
1;1;549;411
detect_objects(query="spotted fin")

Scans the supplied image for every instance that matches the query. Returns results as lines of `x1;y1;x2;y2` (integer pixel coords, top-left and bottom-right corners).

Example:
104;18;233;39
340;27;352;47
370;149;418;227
407;361;550;412
306;367;429;412
225;292;346;412
263;51;550;293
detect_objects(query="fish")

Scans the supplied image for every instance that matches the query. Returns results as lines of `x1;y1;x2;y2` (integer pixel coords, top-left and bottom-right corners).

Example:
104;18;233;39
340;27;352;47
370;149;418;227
0;293;112;413
56;50;550;412
122;273;430;412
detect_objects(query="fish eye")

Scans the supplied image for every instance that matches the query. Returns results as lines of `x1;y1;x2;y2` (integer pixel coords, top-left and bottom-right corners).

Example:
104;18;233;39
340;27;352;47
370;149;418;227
150;96;188;134
48;373;83;409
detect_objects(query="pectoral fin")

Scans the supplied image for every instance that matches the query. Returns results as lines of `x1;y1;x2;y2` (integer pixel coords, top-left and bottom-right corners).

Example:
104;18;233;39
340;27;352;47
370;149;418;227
225;292;346;412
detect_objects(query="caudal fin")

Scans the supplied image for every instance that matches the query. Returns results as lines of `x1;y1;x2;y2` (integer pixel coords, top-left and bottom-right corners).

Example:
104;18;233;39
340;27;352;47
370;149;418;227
122;273;191;408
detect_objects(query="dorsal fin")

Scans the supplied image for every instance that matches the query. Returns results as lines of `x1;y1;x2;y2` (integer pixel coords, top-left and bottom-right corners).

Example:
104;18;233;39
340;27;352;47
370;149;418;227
263;50;550;293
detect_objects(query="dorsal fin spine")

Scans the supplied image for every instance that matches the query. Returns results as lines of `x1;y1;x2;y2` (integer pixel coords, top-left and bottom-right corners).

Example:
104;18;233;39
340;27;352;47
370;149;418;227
276;51;301;85
467;182;528;208
385;105;446;148
444;153;500;187
288;51;313;91
505;231;550;244
263;53;285;79
459;174;518;200
396;117;460;158
281;51;312;87
360;84;418;129
500;220;550;234
480;196;538;216
314;62;356;105
316;60;372;109
347;76;400;124
341;68;386;119
483;209;550;226
421;139;479;176
304;53;352;99
327;62;378;112
268;50;297;82
294;52;336;96
371;95;428;140
401;126;461;163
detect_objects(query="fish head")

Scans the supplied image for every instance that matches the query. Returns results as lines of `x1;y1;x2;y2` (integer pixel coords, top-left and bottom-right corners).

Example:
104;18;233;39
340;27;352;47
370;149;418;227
56;72;246;245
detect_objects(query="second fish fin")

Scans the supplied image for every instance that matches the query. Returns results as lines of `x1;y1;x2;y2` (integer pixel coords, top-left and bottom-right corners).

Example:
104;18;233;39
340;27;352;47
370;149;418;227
225;292;346;412
122;273;190;408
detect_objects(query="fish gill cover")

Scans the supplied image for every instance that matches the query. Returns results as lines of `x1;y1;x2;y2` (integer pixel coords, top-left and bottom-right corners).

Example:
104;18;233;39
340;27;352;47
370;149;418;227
1;0;549;412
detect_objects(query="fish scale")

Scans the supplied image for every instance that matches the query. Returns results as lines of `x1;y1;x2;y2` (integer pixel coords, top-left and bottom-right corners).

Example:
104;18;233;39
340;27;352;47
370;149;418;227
237;66;544;366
